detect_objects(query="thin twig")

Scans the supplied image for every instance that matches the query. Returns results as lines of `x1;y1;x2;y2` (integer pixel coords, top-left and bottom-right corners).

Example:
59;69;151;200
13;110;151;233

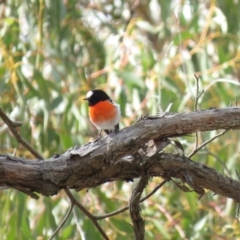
0;108;43;198
0;107;44;160
189;75;227;159
64;188;110;240
193;74;204;153
48;201;74;240
9;184;39;199
95;206;129;220
188;129;229;158
194;73;204;111
95;180;168;220
139;179;168;202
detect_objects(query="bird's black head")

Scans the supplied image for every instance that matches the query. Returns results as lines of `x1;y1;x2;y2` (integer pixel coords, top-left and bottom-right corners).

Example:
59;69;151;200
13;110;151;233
84;89;111;106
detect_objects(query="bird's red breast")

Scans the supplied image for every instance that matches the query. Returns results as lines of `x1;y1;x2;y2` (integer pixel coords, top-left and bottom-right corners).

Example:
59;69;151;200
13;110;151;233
89;100;118;126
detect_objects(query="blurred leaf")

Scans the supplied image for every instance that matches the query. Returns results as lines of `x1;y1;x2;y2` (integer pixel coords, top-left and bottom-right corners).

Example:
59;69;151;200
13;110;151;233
34;70;51;104
141;48;155;72
60;134;73;149
173;31;194;45
112;218;133;238
115;70;144;89
50;96;64;111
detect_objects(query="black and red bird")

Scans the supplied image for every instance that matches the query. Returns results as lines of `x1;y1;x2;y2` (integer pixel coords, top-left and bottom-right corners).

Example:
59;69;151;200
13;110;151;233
84;89;121;135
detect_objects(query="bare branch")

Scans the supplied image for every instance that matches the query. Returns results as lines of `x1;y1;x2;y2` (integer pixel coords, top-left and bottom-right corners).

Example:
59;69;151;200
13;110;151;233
188;129;229;158
64;188;110;240
192;74;204;157
129;176;148;240
0;107;44;160
139;180;168;202
95;206;129;220
1;107;240;201
48;201;74;240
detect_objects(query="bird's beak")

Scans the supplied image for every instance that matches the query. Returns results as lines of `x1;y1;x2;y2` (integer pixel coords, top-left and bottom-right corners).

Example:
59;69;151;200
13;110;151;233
83;97;88;100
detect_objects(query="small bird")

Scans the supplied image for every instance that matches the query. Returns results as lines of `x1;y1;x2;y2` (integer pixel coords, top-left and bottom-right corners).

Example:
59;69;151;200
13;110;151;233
84;89;121;136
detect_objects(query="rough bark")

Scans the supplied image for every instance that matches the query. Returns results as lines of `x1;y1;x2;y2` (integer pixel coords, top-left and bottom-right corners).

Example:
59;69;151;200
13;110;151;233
1;107;240;201
129;176;148;240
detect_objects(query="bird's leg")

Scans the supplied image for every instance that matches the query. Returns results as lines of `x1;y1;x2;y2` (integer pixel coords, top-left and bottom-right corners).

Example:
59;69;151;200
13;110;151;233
114;124;119;132
104;129;110;135
98;129;103;140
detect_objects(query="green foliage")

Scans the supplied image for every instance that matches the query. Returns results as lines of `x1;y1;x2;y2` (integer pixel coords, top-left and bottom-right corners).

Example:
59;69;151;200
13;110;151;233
1;0;240;239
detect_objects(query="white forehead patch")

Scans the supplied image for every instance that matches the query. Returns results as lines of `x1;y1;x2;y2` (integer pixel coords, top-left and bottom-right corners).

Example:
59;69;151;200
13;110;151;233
86;91;93;98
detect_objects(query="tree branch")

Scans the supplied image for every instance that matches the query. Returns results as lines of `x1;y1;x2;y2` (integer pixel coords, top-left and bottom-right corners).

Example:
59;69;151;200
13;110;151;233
0;107;240;201
129;176;148;240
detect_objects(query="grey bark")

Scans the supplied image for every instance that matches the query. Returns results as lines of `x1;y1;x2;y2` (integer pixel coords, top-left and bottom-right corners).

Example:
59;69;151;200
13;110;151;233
0;107;240;201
